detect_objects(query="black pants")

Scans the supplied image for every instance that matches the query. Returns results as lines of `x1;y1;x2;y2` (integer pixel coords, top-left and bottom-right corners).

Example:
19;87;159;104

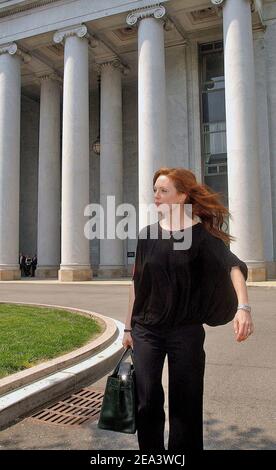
132;322;206;452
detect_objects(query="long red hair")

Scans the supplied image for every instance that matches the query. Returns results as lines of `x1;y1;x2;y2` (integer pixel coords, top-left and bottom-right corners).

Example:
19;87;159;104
153;167;235;245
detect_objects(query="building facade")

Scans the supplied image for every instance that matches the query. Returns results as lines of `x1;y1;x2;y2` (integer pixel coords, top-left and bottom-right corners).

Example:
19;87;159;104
0;0;275;282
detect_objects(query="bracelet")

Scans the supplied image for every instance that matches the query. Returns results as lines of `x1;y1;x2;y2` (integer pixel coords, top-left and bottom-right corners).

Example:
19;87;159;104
237;304;251;313
124;328;132;333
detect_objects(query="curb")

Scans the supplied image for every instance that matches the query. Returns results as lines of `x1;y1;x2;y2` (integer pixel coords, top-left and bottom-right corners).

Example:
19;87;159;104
0;302;117;396
246;282;276;287
1;279;276;287
0;279;132;285
0;303;124;430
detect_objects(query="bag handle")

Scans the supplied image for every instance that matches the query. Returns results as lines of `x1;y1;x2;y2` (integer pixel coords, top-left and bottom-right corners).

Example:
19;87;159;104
113;347;134;376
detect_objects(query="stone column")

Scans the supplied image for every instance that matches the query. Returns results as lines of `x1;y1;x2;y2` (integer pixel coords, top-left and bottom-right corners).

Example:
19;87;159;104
127;5;167;230
185;40;202;179
54;25;92;281
36;75;61;278
253;31;274;278
98;61;125;278
265;22;276;279
0;43;21;280
222;0;266;280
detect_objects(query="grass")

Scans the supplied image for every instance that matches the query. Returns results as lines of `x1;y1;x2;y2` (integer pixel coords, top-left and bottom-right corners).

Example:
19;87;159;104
0;304;103;379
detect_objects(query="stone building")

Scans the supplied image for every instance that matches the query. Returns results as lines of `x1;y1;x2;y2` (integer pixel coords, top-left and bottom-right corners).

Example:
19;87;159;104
0;0;275;281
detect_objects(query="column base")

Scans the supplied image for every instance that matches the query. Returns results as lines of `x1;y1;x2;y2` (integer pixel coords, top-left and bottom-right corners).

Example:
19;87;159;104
36;266;59;279
126;265;134;277
247;262;267;281
97;265;127;278
0;268;21;281
266;261;276;280
58;267;93;282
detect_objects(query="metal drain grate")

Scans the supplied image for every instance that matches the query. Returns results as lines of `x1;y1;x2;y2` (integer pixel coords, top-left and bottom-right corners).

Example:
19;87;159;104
31;387;104;426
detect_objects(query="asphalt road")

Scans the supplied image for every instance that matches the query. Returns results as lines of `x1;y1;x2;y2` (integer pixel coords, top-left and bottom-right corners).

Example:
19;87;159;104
0;282;275;450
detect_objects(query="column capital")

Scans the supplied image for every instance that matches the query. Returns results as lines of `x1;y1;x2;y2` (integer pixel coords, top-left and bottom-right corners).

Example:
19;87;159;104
0;42;31;63
96;59;129;76
210;0;225;5
209;0;225;17
0;42;17;55
53;24;88;44
210;0;254;11
53;24;99;49
126;4;166;26
35;72;63;84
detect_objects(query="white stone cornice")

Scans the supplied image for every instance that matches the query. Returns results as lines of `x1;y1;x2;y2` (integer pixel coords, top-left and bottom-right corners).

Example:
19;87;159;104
96;59;130;76
0;1;58;19
53;24;88;44
0;42;31;63
126;4;166;26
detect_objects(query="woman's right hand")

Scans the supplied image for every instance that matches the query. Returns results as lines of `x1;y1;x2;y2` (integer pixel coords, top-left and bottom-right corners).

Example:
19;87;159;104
122;332;133;349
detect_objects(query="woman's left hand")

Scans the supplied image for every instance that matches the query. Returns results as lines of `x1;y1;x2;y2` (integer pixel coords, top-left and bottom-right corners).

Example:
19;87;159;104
233;309;254;342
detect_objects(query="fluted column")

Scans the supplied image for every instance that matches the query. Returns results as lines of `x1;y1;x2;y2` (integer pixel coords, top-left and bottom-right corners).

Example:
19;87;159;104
127;5;167;230
54;25;92;281
98;61;125;278
36;75;61;278
253;30;274;277
0;43;21;280
221;0;266;280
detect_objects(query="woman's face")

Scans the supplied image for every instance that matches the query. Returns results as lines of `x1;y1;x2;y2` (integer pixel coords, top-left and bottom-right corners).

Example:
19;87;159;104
153;175;186;214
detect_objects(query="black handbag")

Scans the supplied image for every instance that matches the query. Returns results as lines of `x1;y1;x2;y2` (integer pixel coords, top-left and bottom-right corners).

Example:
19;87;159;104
97;347;137;434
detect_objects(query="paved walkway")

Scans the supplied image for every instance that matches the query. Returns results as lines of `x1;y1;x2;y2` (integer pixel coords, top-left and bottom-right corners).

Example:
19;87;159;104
0;281;275;450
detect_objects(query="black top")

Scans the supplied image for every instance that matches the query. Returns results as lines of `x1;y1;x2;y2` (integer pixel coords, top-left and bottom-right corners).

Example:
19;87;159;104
131;221;248;330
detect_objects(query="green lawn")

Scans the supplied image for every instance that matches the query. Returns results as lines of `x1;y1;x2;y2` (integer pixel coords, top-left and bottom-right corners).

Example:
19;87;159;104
0;304;103;378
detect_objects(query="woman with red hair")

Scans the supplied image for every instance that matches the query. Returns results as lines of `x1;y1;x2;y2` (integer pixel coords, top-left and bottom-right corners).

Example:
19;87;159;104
123;167;253;452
